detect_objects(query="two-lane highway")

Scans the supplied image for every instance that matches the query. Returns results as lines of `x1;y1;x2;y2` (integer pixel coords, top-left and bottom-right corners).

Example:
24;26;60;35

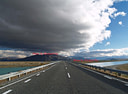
0;61;128;94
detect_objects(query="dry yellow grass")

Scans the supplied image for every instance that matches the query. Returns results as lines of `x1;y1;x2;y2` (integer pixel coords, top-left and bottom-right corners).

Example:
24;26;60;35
115;64;128;71
0;61;50;68
81;64;128;80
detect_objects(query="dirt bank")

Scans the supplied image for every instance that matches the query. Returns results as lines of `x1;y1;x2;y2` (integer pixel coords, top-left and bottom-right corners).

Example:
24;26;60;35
106;63;128;71
0;61;49;68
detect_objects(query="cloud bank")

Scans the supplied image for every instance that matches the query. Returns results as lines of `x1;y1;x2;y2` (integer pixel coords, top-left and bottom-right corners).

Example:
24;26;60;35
0;50;31;58
113;12;126;18
73;48;128;58
0;0;114;52
0;0;127;58
1;47;128;59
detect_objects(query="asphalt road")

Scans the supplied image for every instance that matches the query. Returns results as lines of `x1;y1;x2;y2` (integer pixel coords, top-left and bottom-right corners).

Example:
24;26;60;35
0;61;128;94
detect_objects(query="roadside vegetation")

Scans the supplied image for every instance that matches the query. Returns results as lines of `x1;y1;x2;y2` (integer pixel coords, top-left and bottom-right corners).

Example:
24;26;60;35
111;64;128;71
74;60;128;80
0;61;50;68
74;59;128;63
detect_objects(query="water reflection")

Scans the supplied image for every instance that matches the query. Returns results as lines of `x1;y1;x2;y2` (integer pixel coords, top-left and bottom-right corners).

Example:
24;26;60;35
0;67;34;75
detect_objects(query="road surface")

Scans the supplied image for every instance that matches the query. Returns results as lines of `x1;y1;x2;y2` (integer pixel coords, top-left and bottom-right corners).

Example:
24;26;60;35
0;61;128;94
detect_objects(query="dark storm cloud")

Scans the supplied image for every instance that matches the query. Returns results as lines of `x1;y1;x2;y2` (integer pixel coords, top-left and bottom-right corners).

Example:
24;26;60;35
0;0;90;52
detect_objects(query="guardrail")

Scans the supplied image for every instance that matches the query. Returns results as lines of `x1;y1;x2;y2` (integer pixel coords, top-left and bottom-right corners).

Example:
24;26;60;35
0;61;59;84
75;62;128;80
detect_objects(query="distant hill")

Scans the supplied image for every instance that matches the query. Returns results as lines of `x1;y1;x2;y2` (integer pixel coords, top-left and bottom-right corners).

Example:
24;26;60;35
1;55;128;62
14;54;69;61
69;56;85;60
0;57;18;61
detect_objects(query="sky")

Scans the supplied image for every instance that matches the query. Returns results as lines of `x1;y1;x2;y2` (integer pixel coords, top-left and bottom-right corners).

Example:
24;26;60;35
0;0;128;59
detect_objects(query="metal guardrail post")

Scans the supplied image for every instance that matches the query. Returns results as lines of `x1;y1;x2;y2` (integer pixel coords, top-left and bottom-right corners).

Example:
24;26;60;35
8;77;11;81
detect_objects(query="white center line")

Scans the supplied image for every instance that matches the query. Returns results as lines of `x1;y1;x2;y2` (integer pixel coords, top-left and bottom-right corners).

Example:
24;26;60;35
2;89;12;94
67;73;71;78
24;79;31;83
65;67;67;70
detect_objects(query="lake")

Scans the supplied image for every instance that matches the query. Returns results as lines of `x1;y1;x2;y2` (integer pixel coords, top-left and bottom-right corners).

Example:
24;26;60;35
0;67;34;75
87;61;128;67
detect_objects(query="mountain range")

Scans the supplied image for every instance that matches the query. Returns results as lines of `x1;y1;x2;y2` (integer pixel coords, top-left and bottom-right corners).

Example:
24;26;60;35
0;54;128;61
0;54;70;61
70;56;128;61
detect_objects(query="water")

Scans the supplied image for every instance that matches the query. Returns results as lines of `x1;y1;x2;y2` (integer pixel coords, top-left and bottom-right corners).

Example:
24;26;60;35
87;61;128;67
0;67;34;75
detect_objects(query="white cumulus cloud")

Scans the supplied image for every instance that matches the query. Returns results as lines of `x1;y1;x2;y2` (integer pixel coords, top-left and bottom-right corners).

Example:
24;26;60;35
118;21;123;25
73;48;128;58
113;12;126;18
0;50;31;58
105;42;110;46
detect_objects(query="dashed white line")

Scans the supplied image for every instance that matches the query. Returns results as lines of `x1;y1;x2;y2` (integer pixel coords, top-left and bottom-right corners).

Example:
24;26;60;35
36;73;40;76
0;64;56;90
125;83;128;86
24;79;31;83
67;73;71;78
104;75;113;79
2;89;12;94
0;73;35;90
72;63;128;85
65;67;67;70
43;70;45;72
